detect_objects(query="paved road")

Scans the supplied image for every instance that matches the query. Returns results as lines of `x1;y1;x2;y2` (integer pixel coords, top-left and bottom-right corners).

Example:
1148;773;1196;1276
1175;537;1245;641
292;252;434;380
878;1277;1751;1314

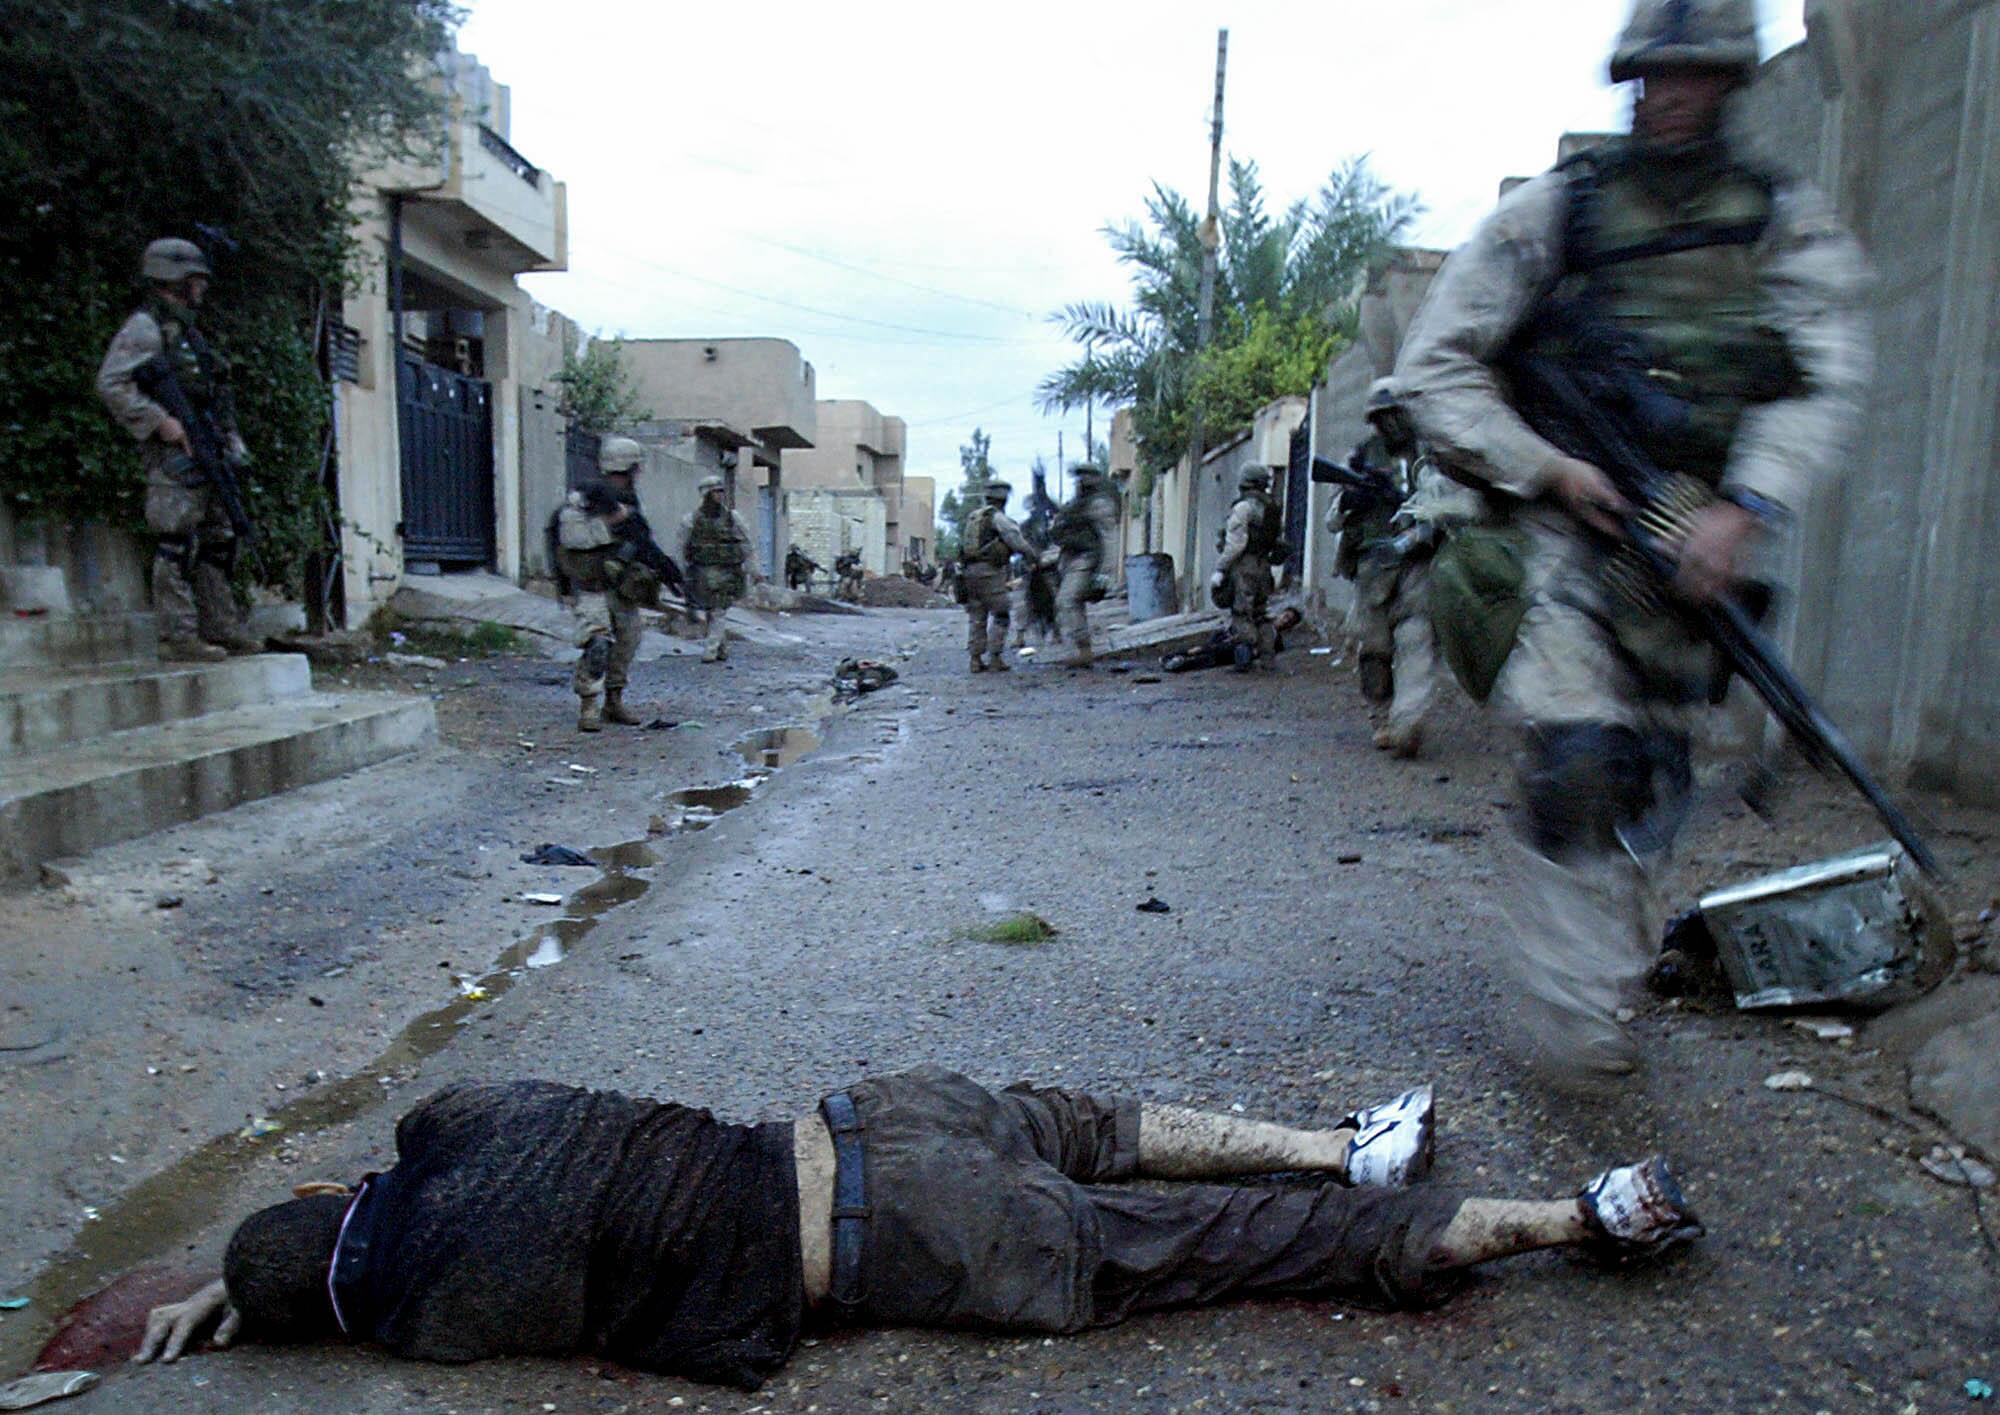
6;605;1997;1411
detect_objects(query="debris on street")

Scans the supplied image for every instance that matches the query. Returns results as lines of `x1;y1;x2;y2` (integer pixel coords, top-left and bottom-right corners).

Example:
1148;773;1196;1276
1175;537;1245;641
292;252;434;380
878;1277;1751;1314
520;892;565;906
956;913;1058;945
1918;1145;1995;1189
833;658;899;697
1763;1071;1814;1092
520;844;595;868
1657;845;1954;1011
1136;897;1172;914
0;1371;100;1411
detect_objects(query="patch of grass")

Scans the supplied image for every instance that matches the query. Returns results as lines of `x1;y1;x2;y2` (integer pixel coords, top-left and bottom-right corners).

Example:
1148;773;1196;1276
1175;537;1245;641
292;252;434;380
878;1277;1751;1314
366;607;523;658
955;913;1059;945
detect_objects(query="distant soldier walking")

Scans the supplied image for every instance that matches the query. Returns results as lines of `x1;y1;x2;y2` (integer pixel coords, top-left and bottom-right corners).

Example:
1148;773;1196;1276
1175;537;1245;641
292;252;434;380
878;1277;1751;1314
681;475;755;664
550;436;681;732
1047;464;1118;669
1393;0;1869;1085
1209;466;1285;672
784;544;820;593
958;478;1034;673
96;238;261;661
833;551;865;603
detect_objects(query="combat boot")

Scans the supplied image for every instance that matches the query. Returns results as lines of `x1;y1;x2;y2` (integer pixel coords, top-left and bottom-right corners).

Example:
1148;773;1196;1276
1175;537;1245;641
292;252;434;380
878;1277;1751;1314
969;656;988;674
161;636;227;663
602;690;643;726
1359;652;1394;704
987;654;1009;673
577;695;603;733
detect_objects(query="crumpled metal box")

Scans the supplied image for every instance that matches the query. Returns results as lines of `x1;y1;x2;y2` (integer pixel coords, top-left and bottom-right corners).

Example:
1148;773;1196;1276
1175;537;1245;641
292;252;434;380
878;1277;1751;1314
1699;843;1954;1011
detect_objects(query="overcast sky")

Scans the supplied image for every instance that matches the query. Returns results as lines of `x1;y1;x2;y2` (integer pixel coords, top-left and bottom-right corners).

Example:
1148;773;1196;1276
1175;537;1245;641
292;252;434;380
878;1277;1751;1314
459;0;1808;494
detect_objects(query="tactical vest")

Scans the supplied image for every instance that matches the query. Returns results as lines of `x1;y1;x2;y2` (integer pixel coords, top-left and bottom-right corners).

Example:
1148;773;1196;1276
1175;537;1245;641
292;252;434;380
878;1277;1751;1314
963;505;1009;566
1532;142;1805;483
146;296;228;411
686;506;747;567
1238;490;1283;558
1051;492;1108;556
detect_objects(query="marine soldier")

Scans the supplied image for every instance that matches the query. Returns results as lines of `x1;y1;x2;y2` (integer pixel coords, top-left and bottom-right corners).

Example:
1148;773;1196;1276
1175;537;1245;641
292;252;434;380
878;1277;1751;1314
784;544;819;593
1355;384;1487;758
681;475;756;664
550;436;671;732
1335;386;1426;706
1209;466;1285;672
1046;464;1118;669
833;551;865;603
1392;0;1869;1085
95;238;261;661
958;478;1034;673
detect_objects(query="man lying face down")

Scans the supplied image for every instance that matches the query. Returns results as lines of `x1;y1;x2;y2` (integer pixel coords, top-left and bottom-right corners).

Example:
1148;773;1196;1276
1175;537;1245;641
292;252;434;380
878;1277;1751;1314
135;1067;1700;1390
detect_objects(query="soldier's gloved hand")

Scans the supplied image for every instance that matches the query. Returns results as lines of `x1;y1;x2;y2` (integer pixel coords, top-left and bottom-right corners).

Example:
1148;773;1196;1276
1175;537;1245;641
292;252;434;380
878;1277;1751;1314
134;1279;239;1364
1208;571;1225;592
156;416;191;454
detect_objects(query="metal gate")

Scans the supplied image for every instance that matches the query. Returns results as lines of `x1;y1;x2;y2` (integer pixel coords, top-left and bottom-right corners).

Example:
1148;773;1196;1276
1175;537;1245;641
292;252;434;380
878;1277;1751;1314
397;356;494;565
565;426;601;492
1282;421;1311;570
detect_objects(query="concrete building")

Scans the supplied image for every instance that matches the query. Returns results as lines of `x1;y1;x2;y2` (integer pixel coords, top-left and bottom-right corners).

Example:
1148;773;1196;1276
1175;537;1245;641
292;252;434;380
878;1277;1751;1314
900;476;937;568
1294;0;2000;805
331;46;569;625
782;399;927;573
611;338;818;579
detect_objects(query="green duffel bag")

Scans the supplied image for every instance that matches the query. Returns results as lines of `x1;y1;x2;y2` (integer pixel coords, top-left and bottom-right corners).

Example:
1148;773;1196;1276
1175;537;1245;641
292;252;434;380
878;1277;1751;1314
1429;523;1532;703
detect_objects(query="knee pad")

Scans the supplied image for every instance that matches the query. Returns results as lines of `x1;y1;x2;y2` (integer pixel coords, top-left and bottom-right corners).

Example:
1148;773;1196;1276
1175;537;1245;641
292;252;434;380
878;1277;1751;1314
580;635;612;679
1518;723;1655;858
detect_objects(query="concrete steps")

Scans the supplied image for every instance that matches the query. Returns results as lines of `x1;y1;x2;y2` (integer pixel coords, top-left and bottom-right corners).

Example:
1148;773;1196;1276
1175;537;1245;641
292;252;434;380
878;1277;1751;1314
0;613;436;881
0;693;435;878
0;655;312;760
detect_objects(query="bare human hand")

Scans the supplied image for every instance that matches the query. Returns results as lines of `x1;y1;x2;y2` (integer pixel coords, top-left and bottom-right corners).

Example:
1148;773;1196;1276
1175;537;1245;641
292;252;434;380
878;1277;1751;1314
156;416;191;454
133;1278;238;1365
1547;455;1631;538
1673;501;1762;605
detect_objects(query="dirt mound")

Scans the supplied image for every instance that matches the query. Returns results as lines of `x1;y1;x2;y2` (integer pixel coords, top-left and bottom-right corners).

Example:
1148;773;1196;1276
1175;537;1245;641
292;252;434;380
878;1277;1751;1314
858;575;951;608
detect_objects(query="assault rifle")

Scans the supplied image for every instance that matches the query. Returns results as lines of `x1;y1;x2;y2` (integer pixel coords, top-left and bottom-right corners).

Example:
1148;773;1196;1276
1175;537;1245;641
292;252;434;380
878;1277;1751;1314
1502;300;1941;876
1311;453;1401;514
611;507;687;598
133;353;254;544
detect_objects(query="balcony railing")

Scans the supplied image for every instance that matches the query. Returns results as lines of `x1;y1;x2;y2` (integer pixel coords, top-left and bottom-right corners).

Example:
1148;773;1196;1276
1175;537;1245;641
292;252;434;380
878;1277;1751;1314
477;124;540;186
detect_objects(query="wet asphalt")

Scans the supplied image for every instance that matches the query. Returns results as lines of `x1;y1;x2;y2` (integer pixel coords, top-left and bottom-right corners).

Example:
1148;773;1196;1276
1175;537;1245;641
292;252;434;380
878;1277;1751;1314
4;604;1997;1413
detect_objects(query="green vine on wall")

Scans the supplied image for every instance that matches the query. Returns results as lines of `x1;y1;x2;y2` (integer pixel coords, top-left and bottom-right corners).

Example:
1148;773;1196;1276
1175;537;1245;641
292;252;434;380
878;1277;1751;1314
0;0;460;596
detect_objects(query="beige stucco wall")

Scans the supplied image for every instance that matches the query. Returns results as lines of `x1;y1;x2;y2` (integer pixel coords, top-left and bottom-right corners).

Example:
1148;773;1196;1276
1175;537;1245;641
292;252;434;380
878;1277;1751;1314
614;339;817;450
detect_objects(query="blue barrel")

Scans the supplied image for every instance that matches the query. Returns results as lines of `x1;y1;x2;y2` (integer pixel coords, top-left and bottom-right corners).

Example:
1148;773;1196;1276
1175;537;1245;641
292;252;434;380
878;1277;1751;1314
1125;553;1178;623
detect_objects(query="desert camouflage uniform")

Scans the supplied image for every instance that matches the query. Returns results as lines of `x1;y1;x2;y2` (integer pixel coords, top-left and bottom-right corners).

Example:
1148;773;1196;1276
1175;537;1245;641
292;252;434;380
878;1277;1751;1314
95;299;255;650
960;503;1033;671
1394;140;1869;1082
682;502;755;662
1214;487;1284;669
1051;481;1118;664
553;485;647;706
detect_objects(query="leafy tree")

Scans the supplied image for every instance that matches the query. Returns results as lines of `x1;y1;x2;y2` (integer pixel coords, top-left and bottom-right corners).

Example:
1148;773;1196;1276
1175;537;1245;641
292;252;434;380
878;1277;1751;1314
935;427;996;559
556;339;649;435
0;0;459;594
1040;157;1419;482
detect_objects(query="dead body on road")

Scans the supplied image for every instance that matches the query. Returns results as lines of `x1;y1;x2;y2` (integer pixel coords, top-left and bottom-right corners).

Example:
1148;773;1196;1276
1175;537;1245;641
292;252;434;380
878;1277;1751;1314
135;1069;1699;1391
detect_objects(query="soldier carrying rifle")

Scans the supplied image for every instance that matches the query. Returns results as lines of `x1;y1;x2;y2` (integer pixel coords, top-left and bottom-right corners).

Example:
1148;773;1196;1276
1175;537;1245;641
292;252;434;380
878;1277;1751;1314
1392;0;1873;1088
96;237;262;661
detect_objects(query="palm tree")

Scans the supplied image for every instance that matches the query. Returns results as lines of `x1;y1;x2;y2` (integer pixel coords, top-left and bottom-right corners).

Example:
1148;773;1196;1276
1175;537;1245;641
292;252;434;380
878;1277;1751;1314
1040;157;1419;474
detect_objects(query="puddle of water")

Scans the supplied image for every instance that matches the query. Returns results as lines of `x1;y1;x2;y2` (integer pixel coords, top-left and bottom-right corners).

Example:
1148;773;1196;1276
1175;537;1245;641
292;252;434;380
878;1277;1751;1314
0;843;657;1375
735;725;821;772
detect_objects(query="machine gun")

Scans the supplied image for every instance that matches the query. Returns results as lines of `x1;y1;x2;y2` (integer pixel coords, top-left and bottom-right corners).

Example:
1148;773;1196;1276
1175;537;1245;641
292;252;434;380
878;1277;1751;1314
132;353;254;545
1501;299;1941;876
1311;453;1402;515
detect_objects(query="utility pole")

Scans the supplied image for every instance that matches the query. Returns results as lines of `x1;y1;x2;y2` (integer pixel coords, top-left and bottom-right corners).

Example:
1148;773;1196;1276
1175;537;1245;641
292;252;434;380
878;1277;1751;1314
1057;430;1065;505
1182;28;1228;605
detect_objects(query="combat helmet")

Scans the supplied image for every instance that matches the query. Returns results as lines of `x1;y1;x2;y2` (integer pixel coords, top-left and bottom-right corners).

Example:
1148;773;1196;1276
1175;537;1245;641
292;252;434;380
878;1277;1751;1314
1239;467;1272;491
142;238;211;284
1364;377;1418;451
598;435;644;475
1071;462;1106;484
982;478;1012;503
697;474;726;495
1610;0;1760;83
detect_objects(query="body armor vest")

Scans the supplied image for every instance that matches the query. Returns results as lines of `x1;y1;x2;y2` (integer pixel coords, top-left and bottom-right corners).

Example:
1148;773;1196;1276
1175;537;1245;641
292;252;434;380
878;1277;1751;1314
1534;142;1803;483
1238;490;1283;558
146;297;229;412
686;506;747;567
1051;492;1108;557
963;506;1009;566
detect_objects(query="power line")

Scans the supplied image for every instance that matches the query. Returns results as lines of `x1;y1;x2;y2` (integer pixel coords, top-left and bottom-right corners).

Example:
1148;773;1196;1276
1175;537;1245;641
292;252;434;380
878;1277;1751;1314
734;233;1043;319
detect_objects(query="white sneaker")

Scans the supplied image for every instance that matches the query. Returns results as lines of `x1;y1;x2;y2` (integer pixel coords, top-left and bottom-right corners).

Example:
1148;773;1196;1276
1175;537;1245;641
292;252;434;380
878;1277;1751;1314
1341;1084;1436;1188
1578;1155;1704;1261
